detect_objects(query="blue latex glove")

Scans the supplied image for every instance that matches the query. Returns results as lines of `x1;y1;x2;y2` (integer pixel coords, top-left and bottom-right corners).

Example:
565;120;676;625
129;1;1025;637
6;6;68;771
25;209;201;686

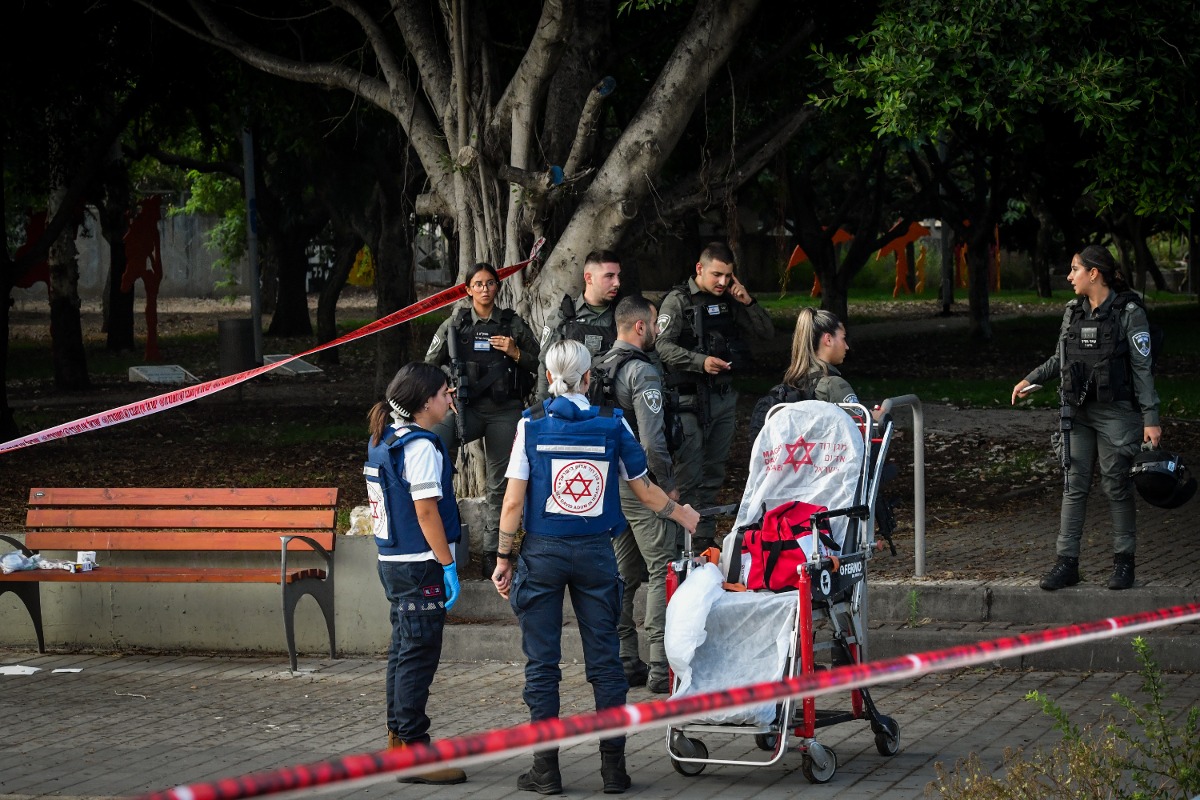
442;562;461;611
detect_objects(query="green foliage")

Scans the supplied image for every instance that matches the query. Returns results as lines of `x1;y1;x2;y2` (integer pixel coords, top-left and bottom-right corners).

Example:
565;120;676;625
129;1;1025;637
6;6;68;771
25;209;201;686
176;169;247;298
930;638;1200;799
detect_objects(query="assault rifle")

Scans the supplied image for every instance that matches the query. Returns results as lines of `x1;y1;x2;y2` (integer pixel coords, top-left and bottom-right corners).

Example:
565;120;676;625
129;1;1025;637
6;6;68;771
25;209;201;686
1058;335;1074;494
446;315;469;445
689;302;710;434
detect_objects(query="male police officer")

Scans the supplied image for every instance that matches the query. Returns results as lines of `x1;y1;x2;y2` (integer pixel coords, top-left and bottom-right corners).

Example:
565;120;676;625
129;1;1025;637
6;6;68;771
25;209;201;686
536;250;621;400
591;295;680;693
656;241;774;550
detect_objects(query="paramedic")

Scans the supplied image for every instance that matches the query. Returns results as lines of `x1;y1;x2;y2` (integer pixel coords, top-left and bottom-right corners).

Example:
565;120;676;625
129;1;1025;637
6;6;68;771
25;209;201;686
656;241;774;550
535;250;621;400
491;339;700;795
364;362;466;785
1011;245;1160;592
425;262;541;578
592;295;680;694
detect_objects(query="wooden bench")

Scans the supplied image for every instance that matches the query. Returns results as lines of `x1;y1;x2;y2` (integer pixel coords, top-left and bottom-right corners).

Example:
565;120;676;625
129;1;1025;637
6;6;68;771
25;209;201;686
0;487;339;671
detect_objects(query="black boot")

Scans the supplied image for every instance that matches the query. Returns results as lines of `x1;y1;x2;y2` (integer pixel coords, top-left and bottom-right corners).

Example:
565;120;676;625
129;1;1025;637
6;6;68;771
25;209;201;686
599;747;631;794
517;749;562;794
622;657;649;688
1039;556;1080;591
481;551;498;580
647;662;670;695
1108;553;1135;590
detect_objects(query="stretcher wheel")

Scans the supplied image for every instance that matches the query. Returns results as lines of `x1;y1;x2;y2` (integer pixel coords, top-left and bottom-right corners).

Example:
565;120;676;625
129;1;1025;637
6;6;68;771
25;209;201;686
801;743;837;784
872;715;900;756
669;735;708;776
754;733;778;752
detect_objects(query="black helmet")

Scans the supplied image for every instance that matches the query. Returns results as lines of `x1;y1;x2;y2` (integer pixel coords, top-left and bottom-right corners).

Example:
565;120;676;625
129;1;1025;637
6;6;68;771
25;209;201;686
1130;449;1196;509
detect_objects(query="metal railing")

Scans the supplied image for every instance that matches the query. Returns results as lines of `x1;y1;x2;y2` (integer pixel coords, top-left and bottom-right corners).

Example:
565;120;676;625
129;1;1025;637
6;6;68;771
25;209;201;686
877;395;926;577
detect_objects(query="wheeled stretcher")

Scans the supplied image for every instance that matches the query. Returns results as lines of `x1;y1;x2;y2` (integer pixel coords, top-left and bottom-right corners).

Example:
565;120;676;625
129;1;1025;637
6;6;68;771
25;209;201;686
663;400;901;783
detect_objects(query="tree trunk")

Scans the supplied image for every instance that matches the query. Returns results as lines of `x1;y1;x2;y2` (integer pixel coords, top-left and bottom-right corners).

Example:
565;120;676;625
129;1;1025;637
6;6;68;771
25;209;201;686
99;181;136;351
265;235;314;337
0;284;17;440
371;191;416;395
46;175;90;390
965;230;993;341
1028;194;1055;298
315;234;360;366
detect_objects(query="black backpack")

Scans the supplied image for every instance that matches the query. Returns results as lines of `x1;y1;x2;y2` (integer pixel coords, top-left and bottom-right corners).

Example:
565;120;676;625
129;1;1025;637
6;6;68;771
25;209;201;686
748;382;813;444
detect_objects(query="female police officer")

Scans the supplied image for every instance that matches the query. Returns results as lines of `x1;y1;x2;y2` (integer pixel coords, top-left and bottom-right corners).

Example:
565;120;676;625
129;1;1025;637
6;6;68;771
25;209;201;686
490;340;700;795
425;262;541;578
1012;245;1161;591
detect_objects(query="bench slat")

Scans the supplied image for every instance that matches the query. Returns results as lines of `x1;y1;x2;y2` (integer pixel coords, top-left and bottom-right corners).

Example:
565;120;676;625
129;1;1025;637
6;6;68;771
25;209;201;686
0;566;327;584
24;531;336;552
26;508;336;530
28;488;339;507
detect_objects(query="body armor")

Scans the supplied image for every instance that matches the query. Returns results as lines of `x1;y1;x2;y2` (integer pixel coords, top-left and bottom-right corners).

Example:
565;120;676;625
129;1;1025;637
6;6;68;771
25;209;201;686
558;294;617;356
1061;292;1139;406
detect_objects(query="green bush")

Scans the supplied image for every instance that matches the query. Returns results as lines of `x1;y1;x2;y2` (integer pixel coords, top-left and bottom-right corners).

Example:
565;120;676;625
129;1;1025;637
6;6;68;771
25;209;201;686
929;637;1200;799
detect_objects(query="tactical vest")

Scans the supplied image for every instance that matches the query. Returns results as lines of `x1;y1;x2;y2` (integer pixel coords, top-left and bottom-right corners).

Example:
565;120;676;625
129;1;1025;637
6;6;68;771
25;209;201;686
363;426;461;557
672;284;751;382
558;294;616;356
589;346;683;452
521;396;638;538
449;308;527;404
1061;291;1140;406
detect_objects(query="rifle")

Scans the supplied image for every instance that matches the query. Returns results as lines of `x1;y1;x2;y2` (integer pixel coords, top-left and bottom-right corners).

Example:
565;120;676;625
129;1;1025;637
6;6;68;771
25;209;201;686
1058;335;1074;494
446;314;469;445
689;302;710;433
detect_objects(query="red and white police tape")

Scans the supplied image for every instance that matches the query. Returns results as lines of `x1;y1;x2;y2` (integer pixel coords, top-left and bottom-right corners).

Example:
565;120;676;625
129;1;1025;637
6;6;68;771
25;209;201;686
0;239;545;455
133;601;1200;800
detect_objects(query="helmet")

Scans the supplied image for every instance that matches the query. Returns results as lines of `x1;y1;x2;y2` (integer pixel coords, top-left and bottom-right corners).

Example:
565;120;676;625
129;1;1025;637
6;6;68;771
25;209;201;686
1130;449;1196;509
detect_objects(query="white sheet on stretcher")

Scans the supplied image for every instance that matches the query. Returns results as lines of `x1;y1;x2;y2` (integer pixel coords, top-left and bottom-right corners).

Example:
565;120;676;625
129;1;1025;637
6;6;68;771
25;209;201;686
664;563;797;726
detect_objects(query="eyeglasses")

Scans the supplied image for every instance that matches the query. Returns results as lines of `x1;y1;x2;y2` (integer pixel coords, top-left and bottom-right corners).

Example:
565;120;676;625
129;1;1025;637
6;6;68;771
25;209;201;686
470;280;498;290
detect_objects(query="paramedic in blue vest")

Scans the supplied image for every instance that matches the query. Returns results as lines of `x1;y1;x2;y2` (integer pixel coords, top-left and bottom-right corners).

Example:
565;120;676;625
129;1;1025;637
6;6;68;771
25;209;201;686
656;241;774;551
1012;245;1160;592
364;362;466;785
490;339;700;795
534;250;621;400
425;262;541;579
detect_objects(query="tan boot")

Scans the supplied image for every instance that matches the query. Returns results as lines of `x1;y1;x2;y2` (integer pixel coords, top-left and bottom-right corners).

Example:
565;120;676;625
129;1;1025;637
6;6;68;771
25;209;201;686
392;740;467;785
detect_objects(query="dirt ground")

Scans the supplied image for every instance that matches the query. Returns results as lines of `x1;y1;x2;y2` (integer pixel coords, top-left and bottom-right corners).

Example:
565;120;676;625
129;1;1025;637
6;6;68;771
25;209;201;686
4;293;1198;583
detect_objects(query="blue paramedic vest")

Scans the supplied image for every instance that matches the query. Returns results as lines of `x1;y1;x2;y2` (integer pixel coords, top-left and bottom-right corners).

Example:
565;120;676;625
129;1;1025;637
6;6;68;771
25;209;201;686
521;396;644;537
363;425;461;557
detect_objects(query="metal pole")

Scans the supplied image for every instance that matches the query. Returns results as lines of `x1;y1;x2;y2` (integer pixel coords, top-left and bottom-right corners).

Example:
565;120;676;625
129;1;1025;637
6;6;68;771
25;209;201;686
241;125;263;364
878;394;926;577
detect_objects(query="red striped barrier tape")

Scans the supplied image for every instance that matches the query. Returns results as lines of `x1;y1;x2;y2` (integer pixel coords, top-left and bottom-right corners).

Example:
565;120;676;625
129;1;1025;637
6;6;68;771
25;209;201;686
0;239;545;455
133;601;1200;800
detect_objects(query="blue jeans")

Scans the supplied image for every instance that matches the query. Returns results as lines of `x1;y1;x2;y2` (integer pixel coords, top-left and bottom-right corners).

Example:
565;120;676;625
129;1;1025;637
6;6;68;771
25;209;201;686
510;532;626;750
378;559;446;744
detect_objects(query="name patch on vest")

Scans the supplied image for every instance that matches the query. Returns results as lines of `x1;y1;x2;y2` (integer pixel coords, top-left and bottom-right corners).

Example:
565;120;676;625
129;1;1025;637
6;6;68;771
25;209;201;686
473;332;492;351
547;458;607;516
706;304;721;315
584;334;604;354
1080;323;1099;349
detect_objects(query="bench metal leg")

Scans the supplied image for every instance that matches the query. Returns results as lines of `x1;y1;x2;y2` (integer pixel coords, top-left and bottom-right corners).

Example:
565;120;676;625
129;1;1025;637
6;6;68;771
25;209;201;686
1;584;46;653
282;577;337;672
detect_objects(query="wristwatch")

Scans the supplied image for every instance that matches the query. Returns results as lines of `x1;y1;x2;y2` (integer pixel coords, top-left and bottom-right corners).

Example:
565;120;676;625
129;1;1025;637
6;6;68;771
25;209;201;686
497;552;515;561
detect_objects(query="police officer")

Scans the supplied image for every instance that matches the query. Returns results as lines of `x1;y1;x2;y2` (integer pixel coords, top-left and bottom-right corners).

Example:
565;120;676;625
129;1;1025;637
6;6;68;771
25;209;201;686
491;340;699;795
425;262;541;579
591;295;681;694
1012;245;1161;592
535;250;621;400
656;241;774;549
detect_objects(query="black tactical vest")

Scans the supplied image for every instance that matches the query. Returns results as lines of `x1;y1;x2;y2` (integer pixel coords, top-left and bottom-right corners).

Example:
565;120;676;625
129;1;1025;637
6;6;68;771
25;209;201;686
450;308;524;403
558;294;617;356
672;284;751;379
1061;292;1139;405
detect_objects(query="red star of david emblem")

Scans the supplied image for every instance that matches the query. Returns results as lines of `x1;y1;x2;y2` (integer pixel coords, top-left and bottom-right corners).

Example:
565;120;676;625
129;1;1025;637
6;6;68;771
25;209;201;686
782;436;817;472
562;470;594;502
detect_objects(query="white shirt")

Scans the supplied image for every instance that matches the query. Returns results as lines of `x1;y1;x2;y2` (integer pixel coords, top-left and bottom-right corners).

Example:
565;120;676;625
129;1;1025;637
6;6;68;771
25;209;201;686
379;425;442;562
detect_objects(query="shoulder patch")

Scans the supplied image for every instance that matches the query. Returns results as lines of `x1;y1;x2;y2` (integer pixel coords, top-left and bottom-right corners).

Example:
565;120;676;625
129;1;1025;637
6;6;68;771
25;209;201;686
656;314;671;335
1132;331;1151;358
642;389;663;415
540;325;551;346
426;334;441;357
842;393;859;404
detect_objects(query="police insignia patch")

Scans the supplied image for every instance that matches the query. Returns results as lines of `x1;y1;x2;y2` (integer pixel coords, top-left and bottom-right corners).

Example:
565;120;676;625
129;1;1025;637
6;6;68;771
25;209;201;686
427;334;441;356
843;393;859;404
540;325;551;346
656;314;671;335
1133;331;1152;358
642;389;663;414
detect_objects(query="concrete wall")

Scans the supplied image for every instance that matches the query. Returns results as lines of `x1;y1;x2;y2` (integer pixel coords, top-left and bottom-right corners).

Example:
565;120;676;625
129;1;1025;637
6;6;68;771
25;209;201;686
12;211;251;303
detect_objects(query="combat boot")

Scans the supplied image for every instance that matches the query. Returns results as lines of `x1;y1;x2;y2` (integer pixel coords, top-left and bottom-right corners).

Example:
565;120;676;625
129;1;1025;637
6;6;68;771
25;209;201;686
622;657;649;688
517;749;562;794
391;738;467;785
1107;553;1135;590
646;662;671;695
599;745;631;794
1039;556;1080;591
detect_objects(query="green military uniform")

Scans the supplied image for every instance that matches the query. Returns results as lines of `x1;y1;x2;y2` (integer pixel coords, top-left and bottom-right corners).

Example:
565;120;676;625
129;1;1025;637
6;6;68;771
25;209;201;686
655;277;774;543
535;294;616;401
593;340;680;688
425;304;541;568
1024;291;1159;560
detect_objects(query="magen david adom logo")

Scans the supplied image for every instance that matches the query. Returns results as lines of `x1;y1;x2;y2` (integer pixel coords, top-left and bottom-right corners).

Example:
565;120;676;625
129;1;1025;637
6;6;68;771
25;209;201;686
550;459;606;516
